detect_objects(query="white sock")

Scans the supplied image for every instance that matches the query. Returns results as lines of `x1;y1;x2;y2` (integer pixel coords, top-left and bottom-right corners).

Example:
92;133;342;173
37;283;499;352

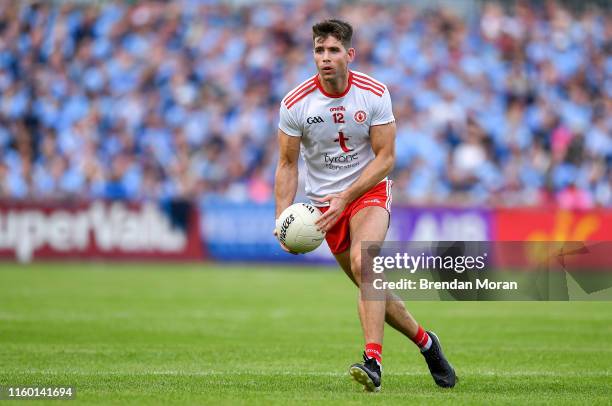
420;333;432;352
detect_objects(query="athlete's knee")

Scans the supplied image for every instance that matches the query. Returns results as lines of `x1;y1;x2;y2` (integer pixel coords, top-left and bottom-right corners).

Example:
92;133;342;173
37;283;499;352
350;249;361;270
350;251;362;281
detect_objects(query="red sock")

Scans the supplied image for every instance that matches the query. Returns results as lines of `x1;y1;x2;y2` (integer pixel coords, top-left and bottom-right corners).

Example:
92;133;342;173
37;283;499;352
411;326;432;352
365;342;382;363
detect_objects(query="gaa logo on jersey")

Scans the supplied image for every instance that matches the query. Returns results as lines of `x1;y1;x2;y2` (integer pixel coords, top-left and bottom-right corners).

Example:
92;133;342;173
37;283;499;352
354;110;367;123
307;116;324;124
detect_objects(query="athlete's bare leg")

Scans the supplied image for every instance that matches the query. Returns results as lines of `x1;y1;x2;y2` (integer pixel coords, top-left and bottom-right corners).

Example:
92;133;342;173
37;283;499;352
337;207;457;389
334;208;419;340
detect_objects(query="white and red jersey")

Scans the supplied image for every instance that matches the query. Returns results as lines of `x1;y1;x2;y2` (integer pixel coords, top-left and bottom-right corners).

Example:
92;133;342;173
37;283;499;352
278;70;395;205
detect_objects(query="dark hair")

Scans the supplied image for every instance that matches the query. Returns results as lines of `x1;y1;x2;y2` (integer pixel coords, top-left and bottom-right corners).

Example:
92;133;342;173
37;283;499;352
312;19;353;49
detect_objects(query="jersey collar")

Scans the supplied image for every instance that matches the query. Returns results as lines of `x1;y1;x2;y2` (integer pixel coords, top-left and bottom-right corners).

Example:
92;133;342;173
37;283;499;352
315;71;353;98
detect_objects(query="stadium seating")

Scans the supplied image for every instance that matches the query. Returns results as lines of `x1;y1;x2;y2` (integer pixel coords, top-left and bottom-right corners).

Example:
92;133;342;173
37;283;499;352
0;1;609;207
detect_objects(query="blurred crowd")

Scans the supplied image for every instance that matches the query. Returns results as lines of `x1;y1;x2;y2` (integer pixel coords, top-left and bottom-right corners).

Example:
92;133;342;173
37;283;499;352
0;0;610;207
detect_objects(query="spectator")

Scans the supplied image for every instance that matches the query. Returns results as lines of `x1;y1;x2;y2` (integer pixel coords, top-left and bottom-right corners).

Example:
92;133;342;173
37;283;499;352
0;0;608;207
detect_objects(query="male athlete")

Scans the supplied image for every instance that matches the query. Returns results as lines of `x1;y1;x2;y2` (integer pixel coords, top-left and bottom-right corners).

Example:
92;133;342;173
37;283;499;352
274;19;456;392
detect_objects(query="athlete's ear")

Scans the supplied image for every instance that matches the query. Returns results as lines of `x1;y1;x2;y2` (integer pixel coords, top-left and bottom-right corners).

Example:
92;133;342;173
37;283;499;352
347;48;355;63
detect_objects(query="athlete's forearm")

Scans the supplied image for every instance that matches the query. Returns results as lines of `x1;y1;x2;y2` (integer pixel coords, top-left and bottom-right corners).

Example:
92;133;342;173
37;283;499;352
340;153;394;204
274;161;298;218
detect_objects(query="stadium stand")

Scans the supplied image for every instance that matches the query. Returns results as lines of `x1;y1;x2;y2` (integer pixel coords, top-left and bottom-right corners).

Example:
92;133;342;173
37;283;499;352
0;0;609;207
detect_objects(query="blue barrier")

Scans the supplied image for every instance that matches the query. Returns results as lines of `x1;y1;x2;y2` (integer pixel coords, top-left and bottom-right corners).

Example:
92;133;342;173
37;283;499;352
200;202;334;263
199;202;493;263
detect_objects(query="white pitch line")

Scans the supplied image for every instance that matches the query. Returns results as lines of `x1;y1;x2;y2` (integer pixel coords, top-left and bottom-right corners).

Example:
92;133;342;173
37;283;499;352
14;370;611;378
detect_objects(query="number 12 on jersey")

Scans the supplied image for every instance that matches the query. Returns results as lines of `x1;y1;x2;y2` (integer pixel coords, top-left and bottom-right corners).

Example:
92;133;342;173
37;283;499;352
332;112;345;123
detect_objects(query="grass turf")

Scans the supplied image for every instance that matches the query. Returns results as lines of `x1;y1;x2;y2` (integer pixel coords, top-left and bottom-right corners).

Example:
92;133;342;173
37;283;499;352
0;263;610;404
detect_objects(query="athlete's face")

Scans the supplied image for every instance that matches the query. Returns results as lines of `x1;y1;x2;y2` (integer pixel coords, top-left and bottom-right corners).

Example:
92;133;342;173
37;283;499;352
313;35;355;81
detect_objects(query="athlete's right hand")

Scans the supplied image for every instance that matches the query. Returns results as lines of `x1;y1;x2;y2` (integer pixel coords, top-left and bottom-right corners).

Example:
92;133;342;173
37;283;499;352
273;226;298;255
314;193;348;233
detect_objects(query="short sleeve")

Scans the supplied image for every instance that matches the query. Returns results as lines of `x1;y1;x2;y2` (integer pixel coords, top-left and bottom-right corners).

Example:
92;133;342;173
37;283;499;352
370;88;395;126
278;103;302;137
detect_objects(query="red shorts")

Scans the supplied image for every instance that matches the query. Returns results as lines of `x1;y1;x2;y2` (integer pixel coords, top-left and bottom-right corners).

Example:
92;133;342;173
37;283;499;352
319;179;392;255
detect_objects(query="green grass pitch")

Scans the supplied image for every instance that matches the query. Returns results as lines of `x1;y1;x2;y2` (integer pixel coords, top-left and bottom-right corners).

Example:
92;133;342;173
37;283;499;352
1;263;611;404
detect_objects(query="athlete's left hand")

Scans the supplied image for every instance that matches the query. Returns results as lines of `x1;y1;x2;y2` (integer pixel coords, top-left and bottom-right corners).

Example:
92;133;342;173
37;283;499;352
315;194;348;233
